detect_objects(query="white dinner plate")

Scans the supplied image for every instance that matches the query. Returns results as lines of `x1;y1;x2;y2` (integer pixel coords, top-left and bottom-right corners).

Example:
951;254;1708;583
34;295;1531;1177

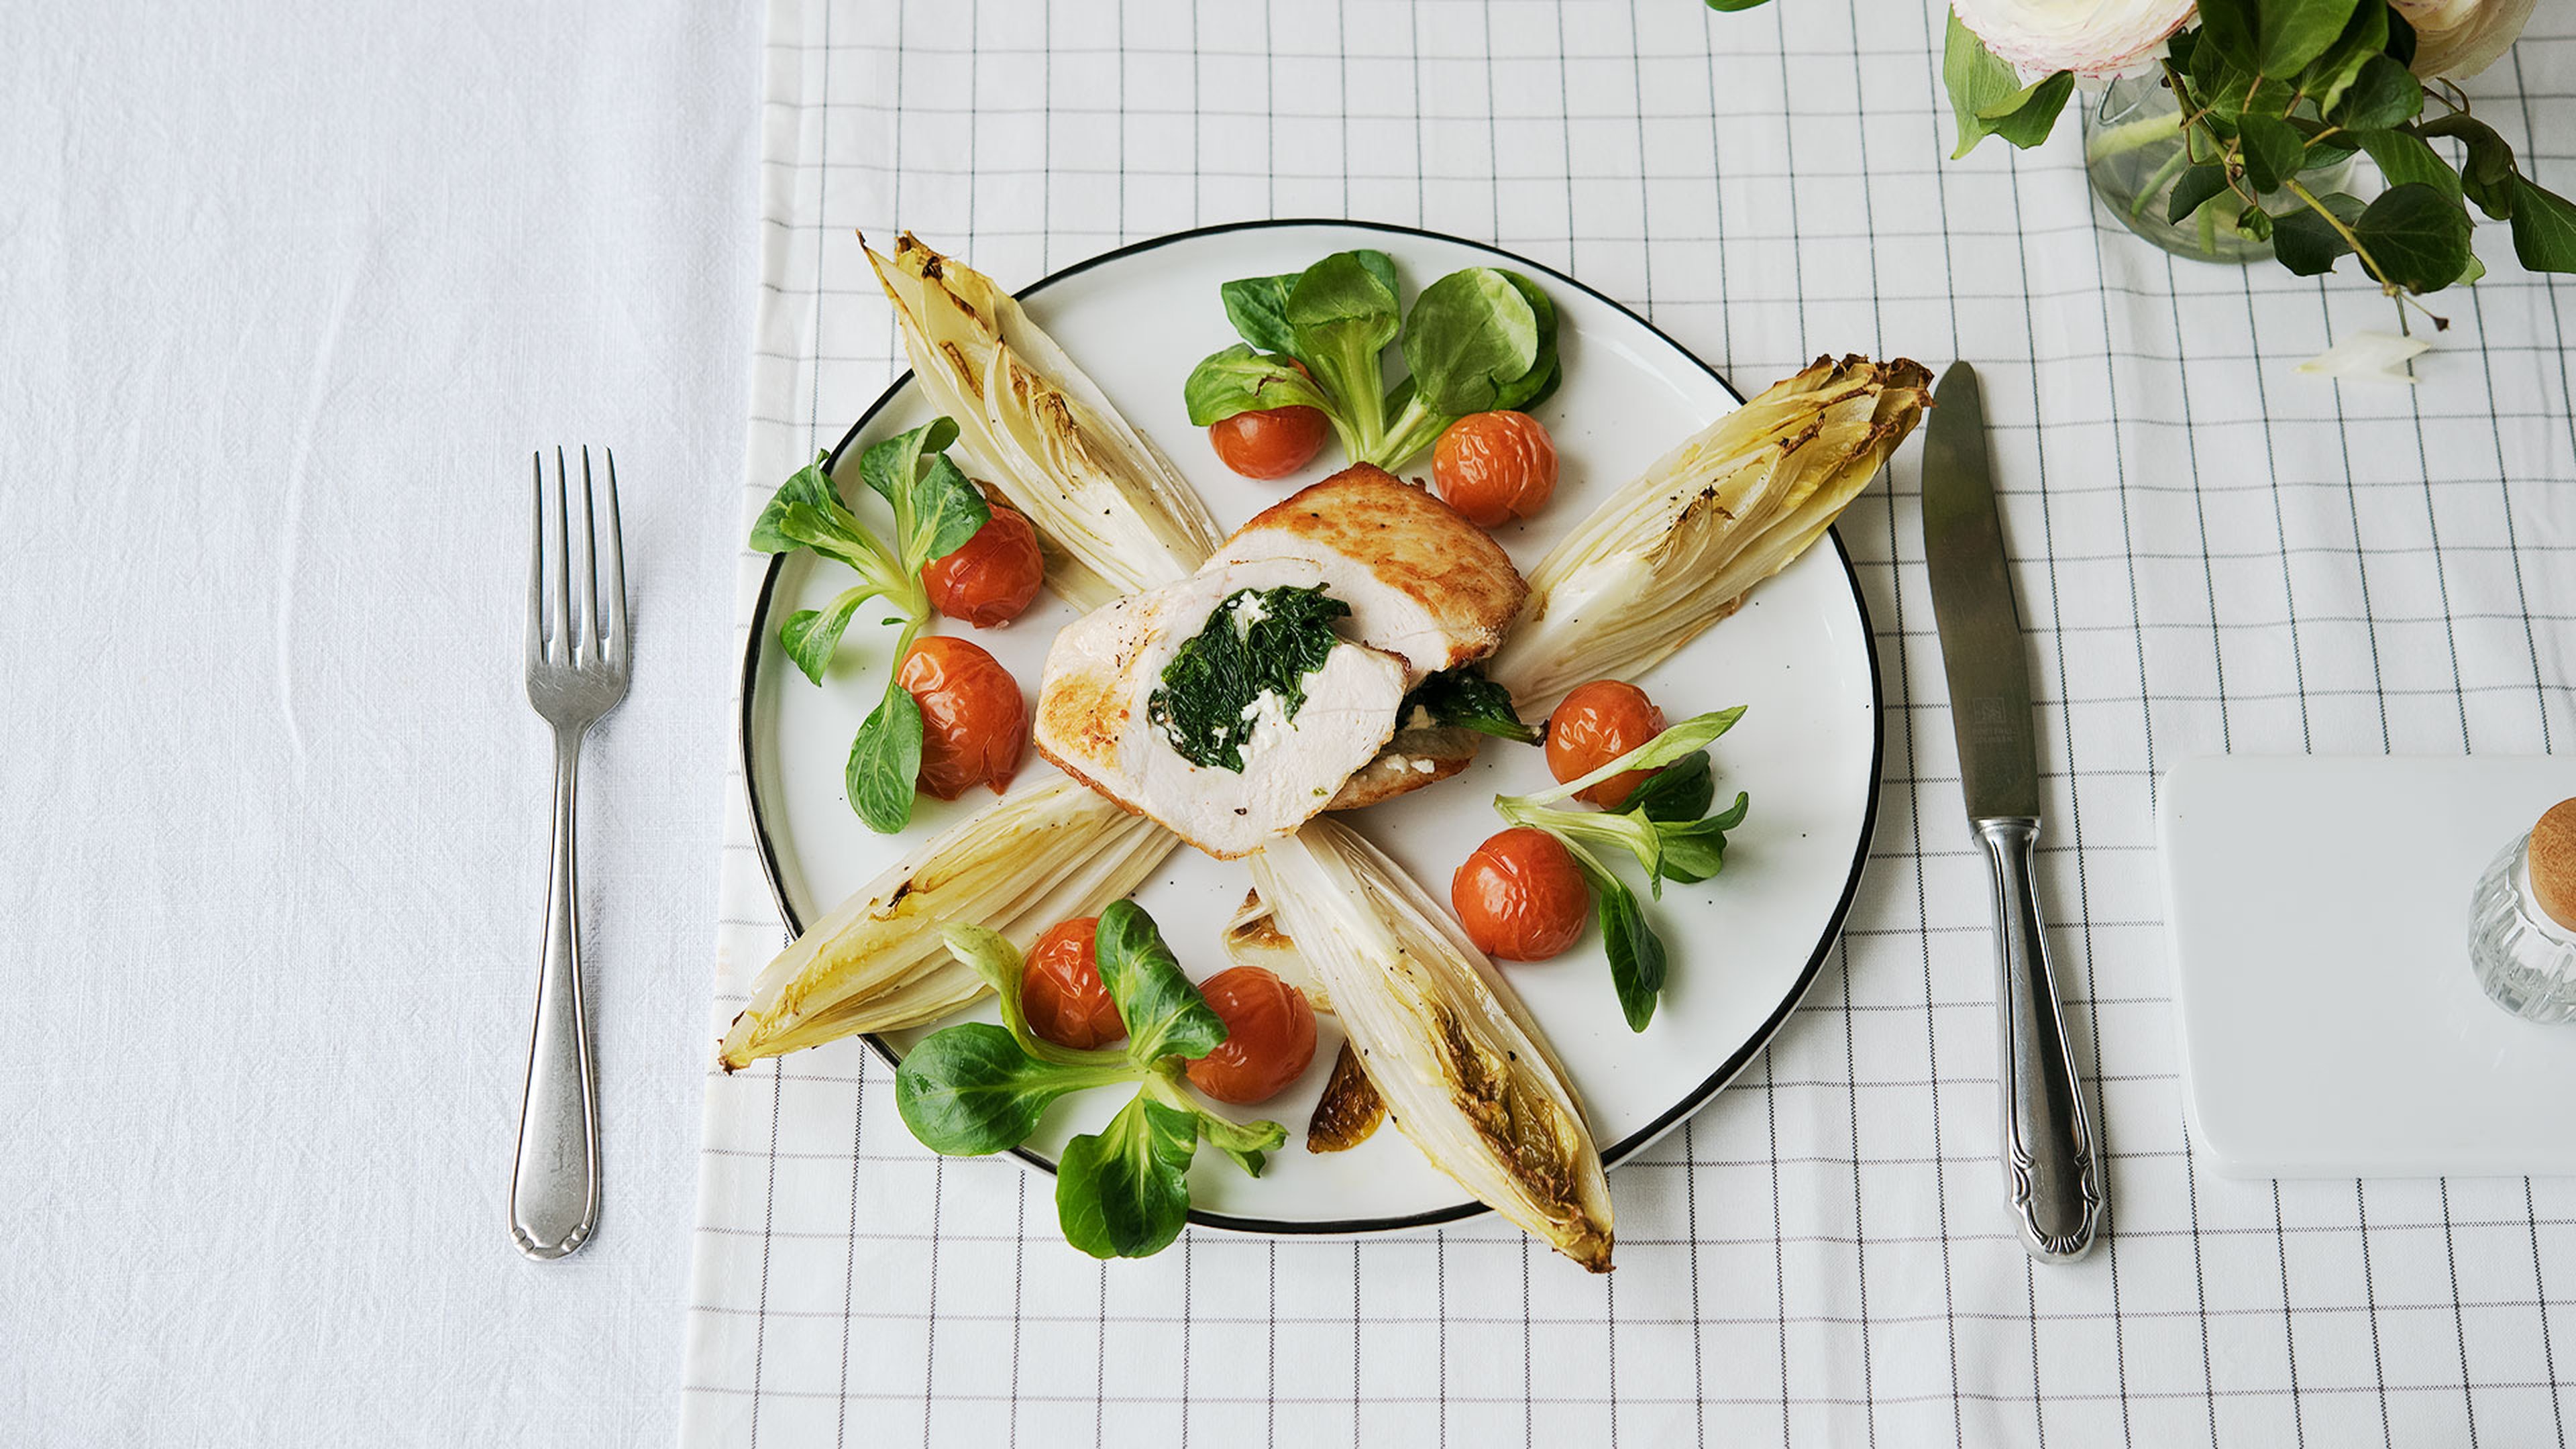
739;219;1881;1235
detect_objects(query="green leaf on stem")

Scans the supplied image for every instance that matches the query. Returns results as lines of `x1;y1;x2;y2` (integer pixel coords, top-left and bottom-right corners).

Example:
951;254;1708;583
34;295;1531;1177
1654;790;1750;882
2508;178;2576;273
1191;1106;1289;1177
1566;847;1667;1034
2270;191;2362;275
1352;249;1400;299
1057;1095;1201;1260
902;454;991;571
1704;0;1772;9
2192;0;2257;68
2353;181;2475;291
2239;113;2308;195
894;1023;1133;1156
1943;13;2070;158
750;453;845;554
778;585;879;685
2385;5;2418;67
845;679;925;835
1487;271;1562;413
2354;129;2462;203
1220;273;1304;356
2328;54;2422;131
2169;164;2235;226
2298;0;2388;115
1181;343;1336;426
858;417;961;520
1286;252;1402;454
2239;0;2365;76
1526;706;1746;806
2413;113;2520;219
1401;268;1542;417
1094;899;1230;1064
1627;751;1716;824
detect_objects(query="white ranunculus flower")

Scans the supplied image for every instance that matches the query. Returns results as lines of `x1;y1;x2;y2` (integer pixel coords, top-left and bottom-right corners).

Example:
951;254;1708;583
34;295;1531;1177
1951;0;2198;78
2392;0;2536;78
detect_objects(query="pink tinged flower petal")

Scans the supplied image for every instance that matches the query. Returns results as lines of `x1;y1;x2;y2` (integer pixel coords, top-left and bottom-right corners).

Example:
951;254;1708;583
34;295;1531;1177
2397;0;2536;78
1951;0;2198;80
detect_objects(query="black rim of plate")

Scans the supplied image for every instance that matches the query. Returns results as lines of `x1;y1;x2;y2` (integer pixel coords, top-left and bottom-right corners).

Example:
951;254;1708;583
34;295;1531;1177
735;217;1884;1238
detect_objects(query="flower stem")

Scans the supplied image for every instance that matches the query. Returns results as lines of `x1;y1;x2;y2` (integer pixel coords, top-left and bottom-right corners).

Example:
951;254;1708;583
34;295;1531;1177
2084;111;2184;164
2283;176;2394;293
2128;146;2194;222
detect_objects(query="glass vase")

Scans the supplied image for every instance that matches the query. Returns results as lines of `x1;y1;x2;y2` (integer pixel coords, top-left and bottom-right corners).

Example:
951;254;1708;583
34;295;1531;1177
2080;71;2353;264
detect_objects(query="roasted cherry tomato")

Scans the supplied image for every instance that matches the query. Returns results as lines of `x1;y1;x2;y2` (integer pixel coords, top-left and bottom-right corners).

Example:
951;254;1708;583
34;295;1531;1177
896;635;1028;800
1452;827;1591;962
1546;679;1666;810
1183;965;1318;1105
924;500;1044;627
1209;361;1330;480
1021;916;1124;1050
1432;411;1557;528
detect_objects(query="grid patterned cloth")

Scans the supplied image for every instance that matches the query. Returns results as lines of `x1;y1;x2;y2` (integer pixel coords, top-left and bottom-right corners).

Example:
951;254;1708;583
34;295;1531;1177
684;1;2576;1443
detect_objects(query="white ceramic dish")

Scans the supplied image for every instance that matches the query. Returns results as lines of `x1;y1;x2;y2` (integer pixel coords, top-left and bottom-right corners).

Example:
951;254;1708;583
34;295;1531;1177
2161;754;2576;1179
739;220;1881;1235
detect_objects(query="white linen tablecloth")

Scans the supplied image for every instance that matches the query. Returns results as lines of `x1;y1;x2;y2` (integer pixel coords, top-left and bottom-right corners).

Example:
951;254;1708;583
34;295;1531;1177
2;1;755;1443
687;2;2576;1447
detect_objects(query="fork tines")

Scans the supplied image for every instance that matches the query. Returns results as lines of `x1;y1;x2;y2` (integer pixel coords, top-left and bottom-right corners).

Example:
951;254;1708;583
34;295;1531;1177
525;447;629;684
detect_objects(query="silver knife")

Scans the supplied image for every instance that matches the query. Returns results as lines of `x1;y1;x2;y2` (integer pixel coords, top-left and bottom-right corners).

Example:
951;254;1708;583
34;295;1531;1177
1921;361;2102;1263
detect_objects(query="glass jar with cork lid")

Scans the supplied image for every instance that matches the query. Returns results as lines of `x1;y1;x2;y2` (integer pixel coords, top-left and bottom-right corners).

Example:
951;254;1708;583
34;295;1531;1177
2469;798;2576;1022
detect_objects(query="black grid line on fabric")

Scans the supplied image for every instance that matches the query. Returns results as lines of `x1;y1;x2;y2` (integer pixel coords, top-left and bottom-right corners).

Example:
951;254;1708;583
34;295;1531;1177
683;1380;2576;1407
1896;7;1973;1438
2528;1176;2569;1446
2000;144;2061;1449
2461;284;2559;755
2358;1182;2396;1447
2071;111;2152;1449
2161;244;2254;1443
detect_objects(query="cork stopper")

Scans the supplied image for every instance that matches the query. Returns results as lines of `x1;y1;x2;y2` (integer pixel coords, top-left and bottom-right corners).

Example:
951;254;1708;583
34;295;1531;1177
2532;798;2576;933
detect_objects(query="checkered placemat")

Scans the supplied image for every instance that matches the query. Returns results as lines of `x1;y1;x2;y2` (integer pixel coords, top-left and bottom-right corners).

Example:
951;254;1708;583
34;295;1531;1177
684;3;2576;1443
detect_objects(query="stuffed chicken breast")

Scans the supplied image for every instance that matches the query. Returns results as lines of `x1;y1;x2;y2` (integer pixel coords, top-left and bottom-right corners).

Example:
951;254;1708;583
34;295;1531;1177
1033;559;1409;857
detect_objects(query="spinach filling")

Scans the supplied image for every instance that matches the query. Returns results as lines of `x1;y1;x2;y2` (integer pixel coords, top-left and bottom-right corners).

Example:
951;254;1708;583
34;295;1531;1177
1397;663;1540;744
1146;586;1350;771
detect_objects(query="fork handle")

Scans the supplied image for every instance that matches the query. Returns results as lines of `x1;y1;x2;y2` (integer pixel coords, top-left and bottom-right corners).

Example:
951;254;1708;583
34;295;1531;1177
511;727;600;1258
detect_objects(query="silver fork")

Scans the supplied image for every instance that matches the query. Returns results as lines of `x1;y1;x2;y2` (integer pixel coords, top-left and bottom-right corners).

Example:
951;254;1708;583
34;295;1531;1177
513;447;629;1260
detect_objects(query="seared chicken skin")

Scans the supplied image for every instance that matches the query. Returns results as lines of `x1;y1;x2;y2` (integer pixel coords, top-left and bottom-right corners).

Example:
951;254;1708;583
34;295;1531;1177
1214;466;1525;682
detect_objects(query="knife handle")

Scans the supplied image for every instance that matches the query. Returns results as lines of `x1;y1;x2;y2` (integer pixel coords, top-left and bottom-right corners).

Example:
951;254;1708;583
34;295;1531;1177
1973;816;2102;1262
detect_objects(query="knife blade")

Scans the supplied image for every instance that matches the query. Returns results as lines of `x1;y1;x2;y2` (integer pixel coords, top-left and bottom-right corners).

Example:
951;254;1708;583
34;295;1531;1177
1921;360;2102;1263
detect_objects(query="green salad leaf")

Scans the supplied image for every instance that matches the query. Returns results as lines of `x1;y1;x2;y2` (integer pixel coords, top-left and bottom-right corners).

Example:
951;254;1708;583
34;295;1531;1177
1400;268;1540;416
1491;710;1752;1032
1056;1095;1203;1260
1094;902;1229;1062
845;684;926;835
892;902;1289;1260
1181;344;1334;427
894;1024;1135;1155
749;419;989;835
1181;250;1561;474
780;586;877;687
